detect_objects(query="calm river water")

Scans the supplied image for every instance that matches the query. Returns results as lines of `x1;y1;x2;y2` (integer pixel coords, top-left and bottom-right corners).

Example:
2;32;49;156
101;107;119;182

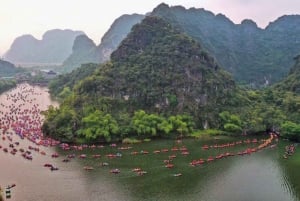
0;84;299;201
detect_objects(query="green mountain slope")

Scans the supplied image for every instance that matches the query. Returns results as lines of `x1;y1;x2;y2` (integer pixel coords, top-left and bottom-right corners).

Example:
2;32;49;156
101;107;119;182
273;55;300;93
81;16;236;124
151;4;300;86
43;16;239;142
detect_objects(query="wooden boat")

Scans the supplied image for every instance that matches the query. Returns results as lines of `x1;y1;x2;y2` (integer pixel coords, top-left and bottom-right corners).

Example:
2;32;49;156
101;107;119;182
50;166;59;171
137;171;147;176
207;157;214;162
161;149;169;153
51;153;59;158
79;154;87;159
173;173;182;177
92;154;101;158
153;150;161;154
106;154;116;158
100;162;109;167
140;150;149;154
131;151;139;155
110;169;120;174
202;145;209;150
165;164;174;168
84;166;94;171
132;168;142;172
44;163;53;167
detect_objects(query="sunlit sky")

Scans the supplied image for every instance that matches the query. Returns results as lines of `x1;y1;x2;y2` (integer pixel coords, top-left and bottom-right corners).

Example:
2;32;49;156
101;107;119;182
1;0;300;56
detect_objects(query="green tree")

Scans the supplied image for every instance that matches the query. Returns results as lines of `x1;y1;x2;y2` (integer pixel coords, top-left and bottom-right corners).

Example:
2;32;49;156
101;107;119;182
168;115;194;137
78;110;119;142
58;86;72;99
42;105;77;142
219;111;242;133
281;121;300;141
157;118;173;136
131;110;163;138
259;104;286;131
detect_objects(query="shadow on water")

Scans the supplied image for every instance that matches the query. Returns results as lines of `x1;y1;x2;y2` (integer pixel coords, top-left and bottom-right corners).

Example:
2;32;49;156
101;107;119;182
57;138;300;201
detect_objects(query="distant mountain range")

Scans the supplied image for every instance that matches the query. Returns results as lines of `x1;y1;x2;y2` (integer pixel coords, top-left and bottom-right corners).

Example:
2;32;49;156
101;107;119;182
4;29;84;65
0;59;24;77
62;14;144;72
4;4;300;86
63;4;300;85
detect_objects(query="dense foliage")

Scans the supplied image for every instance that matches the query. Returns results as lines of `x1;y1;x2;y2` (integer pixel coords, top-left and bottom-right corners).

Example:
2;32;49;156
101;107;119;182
49;63;98;97
43;16;237;142
266;55;300;140
43;16;300;143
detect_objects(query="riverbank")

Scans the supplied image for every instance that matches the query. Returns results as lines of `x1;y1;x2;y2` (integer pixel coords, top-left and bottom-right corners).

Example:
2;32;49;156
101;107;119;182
1;83;300;201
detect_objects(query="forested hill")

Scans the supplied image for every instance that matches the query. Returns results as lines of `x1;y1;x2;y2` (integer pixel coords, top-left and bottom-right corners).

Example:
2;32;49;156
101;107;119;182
43;16;239;142
273;55;300;93
151;3;300;86
93;16;236;124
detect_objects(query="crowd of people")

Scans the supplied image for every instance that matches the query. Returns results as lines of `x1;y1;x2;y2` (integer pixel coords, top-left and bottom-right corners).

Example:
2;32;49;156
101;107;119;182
0;83;59;161
283;144;296;159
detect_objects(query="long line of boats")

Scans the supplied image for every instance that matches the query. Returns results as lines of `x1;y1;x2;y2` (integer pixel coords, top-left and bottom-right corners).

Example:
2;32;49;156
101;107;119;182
0;84;289;178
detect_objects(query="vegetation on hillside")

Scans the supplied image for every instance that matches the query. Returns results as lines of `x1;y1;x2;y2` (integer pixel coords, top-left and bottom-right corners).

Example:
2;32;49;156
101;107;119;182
151;3;300;86
43;16;300;143
43;16;237;142
49;63;98;98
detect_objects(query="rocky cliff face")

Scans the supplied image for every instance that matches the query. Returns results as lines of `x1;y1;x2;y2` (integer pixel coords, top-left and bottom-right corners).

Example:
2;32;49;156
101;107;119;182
4;29;84;65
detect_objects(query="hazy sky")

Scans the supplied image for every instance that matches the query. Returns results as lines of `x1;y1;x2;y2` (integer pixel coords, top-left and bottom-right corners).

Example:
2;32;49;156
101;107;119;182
1;0;300;56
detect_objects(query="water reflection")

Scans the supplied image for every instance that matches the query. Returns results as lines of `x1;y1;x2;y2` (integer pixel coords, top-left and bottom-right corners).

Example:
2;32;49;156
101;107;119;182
199;149;297;201
0;84;299;201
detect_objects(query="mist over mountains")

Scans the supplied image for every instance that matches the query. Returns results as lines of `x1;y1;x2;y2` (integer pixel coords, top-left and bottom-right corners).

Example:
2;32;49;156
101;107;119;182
62;14;144;72
3;3;300;86
4;29;84;65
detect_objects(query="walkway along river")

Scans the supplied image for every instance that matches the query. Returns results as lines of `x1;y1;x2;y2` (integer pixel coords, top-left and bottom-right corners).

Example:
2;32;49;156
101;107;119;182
0;83;299;201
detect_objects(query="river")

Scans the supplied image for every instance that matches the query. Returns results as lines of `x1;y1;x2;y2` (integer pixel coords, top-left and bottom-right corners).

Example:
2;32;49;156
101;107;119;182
0;84;299;201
